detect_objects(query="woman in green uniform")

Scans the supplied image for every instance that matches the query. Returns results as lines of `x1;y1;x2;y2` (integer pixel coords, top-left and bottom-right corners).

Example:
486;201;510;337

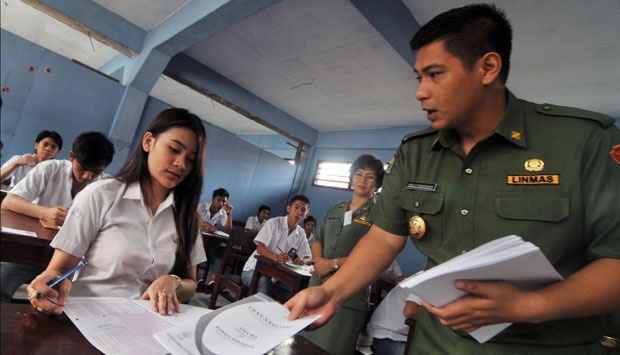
302;154;385;354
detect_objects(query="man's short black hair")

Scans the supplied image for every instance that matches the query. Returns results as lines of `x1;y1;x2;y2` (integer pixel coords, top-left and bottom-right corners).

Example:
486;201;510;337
289;194;310;206
72;131;115;168
35;130;63;150
410;3;513;84
304;215;316;226
258;204;271;214
212;188;229;199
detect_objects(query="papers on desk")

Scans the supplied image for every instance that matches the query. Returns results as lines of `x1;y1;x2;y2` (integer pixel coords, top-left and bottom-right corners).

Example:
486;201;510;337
1;226;37;238
399;235;563;343
284;261;314;277
154;293;321;355
214;230;229;238
63;297;210;355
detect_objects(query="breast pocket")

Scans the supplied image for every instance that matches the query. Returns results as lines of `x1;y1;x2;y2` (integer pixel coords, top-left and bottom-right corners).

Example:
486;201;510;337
398;190;445;248
494;191;569;222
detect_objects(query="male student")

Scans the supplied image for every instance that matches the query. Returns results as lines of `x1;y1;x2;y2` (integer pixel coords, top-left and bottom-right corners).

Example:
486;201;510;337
0;131;114;302
1;130;63;188
303;215;316;244
245;204;271;234
241;195;312;303
197;188;233;234
286;4;620;354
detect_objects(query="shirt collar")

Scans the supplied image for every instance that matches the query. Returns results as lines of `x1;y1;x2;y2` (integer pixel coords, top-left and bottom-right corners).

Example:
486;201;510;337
123;181;176;211
431;89;527;151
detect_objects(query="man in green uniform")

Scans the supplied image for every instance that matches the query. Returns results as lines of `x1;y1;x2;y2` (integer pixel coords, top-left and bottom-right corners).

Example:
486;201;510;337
286;4;620;354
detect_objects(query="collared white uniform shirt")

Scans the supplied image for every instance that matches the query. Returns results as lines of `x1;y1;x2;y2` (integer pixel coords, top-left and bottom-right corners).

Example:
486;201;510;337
197;202;227;227
244;215;266;231
1;153;37;188
10;160;106;207
242;216;311;272
50;180;206;298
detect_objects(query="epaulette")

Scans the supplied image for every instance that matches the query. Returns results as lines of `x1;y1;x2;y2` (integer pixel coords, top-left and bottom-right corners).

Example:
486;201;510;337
536;103;614;128
401;126;436;144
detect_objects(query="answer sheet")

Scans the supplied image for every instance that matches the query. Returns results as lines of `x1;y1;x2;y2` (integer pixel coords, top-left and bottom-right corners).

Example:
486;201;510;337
63;297;210;355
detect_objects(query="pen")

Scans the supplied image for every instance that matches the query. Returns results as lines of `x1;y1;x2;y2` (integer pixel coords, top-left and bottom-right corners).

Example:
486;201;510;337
37;261;87;297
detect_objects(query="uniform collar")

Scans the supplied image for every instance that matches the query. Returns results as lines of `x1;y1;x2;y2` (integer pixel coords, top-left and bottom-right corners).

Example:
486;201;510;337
124;181;176;211
431;89;528;151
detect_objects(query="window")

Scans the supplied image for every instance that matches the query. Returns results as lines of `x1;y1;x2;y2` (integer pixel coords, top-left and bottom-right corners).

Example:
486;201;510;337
312;160;387;191
312;161;352;190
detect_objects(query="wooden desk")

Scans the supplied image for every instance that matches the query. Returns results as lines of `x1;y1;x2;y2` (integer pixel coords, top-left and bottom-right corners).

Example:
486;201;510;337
1;209;58;266
200;231;229;281
1;303;328;355
248;255;310;296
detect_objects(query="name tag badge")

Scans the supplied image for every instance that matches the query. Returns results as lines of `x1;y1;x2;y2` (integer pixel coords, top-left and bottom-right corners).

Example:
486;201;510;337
343;210;352;226
353;218;372;227
406;182;437;192
506;174;560;185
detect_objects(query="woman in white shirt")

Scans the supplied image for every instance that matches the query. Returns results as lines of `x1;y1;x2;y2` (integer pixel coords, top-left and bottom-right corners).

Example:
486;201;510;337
27;108;207;316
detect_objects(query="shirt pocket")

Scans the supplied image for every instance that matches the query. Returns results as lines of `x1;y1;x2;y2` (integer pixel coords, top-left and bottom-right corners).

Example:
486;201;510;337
494;191;569;222
398;190;445;248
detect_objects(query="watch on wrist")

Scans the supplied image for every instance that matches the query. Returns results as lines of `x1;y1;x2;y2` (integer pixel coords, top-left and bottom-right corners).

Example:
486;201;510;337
333;258;339;270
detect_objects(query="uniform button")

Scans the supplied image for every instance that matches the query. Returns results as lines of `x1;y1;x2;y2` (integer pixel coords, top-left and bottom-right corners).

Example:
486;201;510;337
460;209;469;216
542;104;551;110
414;201;420;207
464;168;473;174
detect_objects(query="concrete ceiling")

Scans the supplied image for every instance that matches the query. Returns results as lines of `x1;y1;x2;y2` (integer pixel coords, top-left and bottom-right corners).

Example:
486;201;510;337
2;0;619;141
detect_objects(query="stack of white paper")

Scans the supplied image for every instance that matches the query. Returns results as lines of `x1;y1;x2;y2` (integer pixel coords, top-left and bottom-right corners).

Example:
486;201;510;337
400;235;563;343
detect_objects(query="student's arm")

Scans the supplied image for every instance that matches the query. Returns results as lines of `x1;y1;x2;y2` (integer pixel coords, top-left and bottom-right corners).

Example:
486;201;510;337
26;249;82;315
141;265;198;316
222;202;233;233
257;242;288;264
1;193;68;225
0;155;36;182
285;225;406;327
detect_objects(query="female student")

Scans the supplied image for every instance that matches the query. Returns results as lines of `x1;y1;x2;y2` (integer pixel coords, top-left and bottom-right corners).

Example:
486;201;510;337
27;108;207;316
302;154;385;354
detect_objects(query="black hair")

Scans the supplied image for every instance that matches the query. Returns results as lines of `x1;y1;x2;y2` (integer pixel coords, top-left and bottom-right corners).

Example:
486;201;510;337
410;3;512;84
115;108;207;277
212;188;230;199
304;215;316;226
258;204;271;214
35;130;63;150
72;132;114;168
290;194;310;206
350;154;385;189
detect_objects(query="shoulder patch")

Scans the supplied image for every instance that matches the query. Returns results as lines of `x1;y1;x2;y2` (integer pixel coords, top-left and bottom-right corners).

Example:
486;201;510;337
536;103;614;128
402;127;436;144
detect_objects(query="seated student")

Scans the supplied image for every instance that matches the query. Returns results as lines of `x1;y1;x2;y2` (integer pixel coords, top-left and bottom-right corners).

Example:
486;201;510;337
0;131;114;303
197;188;233;234
25;108;207;316
241;195;312;303
367;284;421;355
245;204;271;234
1;130;63;188
303;215;317;244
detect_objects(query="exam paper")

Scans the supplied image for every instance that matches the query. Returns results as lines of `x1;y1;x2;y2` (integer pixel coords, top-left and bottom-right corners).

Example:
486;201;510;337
1;226;37;238
284;261;313;277
63;297;210;355
154;294;321;355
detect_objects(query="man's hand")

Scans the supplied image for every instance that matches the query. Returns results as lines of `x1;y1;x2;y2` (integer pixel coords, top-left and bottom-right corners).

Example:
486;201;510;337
284;286;337;329
41;206;69;226
422;280;534;333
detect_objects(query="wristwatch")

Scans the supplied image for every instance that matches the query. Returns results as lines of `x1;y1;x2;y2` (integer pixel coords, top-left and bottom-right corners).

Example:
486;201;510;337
333;258;339;270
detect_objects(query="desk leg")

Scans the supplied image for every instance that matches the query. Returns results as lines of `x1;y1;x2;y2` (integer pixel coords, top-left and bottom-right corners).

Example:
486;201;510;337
248;268;262;296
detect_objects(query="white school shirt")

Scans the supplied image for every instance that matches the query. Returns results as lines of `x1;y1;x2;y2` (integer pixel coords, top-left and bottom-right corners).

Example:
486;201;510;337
10;160;106;207
50;180;206;298
197;202;228;227
242;216;311;272
244;215;266;231
1;153;37;188
367;285;420;342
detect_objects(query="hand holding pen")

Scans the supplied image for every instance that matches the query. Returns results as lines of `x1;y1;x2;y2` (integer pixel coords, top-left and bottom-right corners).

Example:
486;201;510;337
26;261;87;315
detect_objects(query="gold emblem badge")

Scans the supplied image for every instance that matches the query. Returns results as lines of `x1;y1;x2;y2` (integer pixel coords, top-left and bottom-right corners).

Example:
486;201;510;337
524;158;544;172
408;215;426;240
511;131;522;140
611;144;620;165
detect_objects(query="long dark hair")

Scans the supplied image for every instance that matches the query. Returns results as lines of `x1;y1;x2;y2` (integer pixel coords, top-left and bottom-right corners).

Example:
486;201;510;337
116;108;207;277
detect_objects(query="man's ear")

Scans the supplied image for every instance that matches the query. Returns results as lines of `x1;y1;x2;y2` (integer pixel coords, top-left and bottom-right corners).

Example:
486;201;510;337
142;132;154;152
480;52;502;85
